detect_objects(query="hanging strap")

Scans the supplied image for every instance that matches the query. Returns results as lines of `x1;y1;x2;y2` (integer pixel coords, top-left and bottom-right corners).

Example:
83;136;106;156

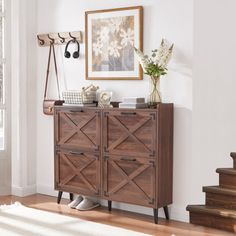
44;43;61;99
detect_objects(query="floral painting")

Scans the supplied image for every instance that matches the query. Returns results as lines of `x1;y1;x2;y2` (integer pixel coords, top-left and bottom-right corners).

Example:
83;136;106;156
92;16;134;72
86;6;143;80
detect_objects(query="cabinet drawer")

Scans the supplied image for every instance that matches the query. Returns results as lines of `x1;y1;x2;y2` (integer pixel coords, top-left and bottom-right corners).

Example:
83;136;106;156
54;108;101;152
103;110;156;157
103;155;156;207
55;149;100;196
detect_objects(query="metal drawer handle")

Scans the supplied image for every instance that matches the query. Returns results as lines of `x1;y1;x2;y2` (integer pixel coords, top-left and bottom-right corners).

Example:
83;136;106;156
69;151;84;155
69;110;84;113
121;112;136;115
120;157;136;162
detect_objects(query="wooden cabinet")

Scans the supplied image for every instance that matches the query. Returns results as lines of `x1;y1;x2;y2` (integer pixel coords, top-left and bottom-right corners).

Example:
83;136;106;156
55;108;101;152
103;110;156;157
55;150;100;196
103;156;155;207
54;104;173;224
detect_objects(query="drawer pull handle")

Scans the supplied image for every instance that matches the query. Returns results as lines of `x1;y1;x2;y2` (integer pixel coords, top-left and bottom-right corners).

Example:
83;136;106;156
121;112;136;115
121;157;136;162
69;151;84;155
69;110;84;113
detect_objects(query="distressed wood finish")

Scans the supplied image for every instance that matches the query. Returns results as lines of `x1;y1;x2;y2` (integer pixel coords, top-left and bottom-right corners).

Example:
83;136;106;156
54;107;101;152
217;169;236;190
103;110;156;158
103;155;155;207
54;104;174;223
55;150;100;196
190;211;236;233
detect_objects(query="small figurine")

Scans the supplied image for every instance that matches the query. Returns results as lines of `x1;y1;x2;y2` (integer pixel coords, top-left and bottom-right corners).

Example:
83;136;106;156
98;91;113;108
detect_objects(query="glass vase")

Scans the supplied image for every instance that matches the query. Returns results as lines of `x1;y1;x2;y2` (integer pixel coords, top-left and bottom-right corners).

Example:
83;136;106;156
149;76;161;108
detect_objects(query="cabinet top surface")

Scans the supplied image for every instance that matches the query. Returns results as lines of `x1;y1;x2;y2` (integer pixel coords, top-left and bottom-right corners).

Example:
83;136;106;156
54;103;173;112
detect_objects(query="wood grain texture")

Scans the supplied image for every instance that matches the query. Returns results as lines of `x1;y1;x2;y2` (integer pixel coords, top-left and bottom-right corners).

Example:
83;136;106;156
0;194;233;236
187;153;236;232
156;103;174;208
54;104;174;222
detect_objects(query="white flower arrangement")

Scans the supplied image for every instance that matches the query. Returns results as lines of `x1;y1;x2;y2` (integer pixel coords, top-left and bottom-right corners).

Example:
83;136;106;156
134;39;174;77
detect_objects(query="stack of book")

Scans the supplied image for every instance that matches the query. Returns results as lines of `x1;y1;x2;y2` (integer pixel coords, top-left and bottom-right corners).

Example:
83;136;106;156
119;97;147;109
63;103;97;107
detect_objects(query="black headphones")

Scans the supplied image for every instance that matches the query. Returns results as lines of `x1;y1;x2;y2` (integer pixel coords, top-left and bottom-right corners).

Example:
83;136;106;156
64;39;80;59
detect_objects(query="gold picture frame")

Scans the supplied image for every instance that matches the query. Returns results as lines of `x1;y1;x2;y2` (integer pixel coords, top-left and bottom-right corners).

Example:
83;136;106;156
85;6;143;80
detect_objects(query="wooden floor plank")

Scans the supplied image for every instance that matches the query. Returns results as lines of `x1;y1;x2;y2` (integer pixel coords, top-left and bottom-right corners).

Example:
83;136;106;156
0;194;235;236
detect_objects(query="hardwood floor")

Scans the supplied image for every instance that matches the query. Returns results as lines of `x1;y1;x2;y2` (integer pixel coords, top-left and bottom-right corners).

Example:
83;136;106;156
0;194;235;236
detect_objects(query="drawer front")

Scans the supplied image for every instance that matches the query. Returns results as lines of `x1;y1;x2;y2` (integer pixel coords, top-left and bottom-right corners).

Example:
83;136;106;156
103;155;156;207
103;110;156;157
55;108;101;152
55;149;100;196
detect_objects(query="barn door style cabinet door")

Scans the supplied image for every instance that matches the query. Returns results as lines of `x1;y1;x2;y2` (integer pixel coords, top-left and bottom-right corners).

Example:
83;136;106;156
54;104;173;224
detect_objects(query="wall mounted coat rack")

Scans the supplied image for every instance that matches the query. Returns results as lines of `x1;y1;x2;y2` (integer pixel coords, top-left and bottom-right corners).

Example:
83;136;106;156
37;31;83;47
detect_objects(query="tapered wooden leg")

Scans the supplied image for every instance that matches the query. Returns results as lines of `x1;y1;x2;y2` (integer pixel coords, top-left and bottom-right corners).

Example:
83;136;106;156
69;193;74;202
153;208;158;224
57;191;63;204
163;206;169;220
108;200;112;211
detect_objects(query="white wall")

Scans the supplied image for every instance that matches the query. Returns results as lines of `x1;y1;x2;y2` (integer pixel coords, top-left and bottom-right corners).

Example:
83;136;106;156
191;0;236;204
36;0;193;221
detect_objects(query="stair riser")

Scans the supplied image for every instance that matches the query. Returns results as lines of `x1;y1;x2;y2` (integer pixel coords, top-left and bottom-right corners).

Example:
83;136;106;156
190;212;236;232
219;173;236;190
206;192;236;210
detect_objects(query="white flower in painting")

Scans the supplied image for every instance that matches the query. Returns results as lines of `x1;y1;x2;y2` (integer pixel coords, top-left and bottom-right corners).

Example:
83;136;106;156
109;17;123;33
93;40;103;56
108;41;122;58
97;27;110;42
120;28;134;47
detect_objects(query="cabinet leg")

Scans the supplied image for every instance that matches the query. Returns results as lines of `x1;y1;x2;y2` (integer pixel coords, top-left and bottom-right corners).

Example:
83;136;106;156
153;208;158;224
57;191;63;204
69;193;74;202
108;200;112;211
163;206;169;220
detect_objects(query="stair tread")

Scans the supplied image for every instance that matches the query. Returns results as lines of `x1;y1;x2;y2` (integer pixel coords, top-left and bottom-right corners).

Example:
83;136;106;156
186;205;236;219
216;168;236;175
203;186;236;196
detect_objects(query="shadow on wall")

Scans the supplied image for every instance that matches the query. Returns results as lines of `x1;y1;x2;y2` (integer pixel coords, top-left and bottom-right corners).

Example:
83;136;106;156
172;106;192;222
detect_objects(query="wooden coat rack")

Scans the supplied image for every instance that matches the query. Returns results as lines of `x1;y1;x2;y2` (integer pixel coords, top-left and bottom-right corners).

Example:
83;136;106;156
37;31;83;47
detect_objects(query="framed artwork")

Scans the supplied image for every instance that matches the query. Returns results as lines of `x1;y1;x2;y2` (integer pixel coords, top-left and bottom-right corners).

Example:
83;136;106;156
85;6;143;80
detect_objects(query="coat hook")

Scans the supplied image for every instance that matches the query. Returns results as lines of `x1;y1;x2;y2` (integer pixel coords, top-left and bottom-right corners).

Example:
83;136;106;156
58;33;65;43
69;32;77;42
37;35;45;45
48;34;55;44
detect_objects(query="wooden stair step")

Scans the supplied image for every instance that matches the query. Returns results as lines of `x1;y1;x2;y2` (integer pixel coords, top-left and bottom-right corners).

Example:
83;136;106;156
216;168;236;175
186;205;236;232
216;168;236;190
230;152;236;169
203;186;236;196
203;186;236;210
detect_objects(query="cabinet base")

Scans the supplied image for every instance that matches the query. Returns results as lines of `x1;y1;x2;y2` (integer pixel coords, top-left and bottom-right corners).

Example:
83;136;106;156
108;200;112;211
57;191;74;204
153;206;170;224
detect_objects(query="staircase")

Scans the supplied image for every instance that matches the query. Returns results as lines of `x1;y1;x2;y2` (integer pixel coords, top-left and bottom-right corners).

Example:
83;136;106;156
187;152;236;232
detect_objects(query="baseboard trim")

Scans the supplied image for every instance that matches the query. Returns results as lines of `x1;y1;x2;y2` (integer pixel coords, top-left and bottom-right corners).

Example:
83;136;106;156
37;184;71;200
12;184;37;197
